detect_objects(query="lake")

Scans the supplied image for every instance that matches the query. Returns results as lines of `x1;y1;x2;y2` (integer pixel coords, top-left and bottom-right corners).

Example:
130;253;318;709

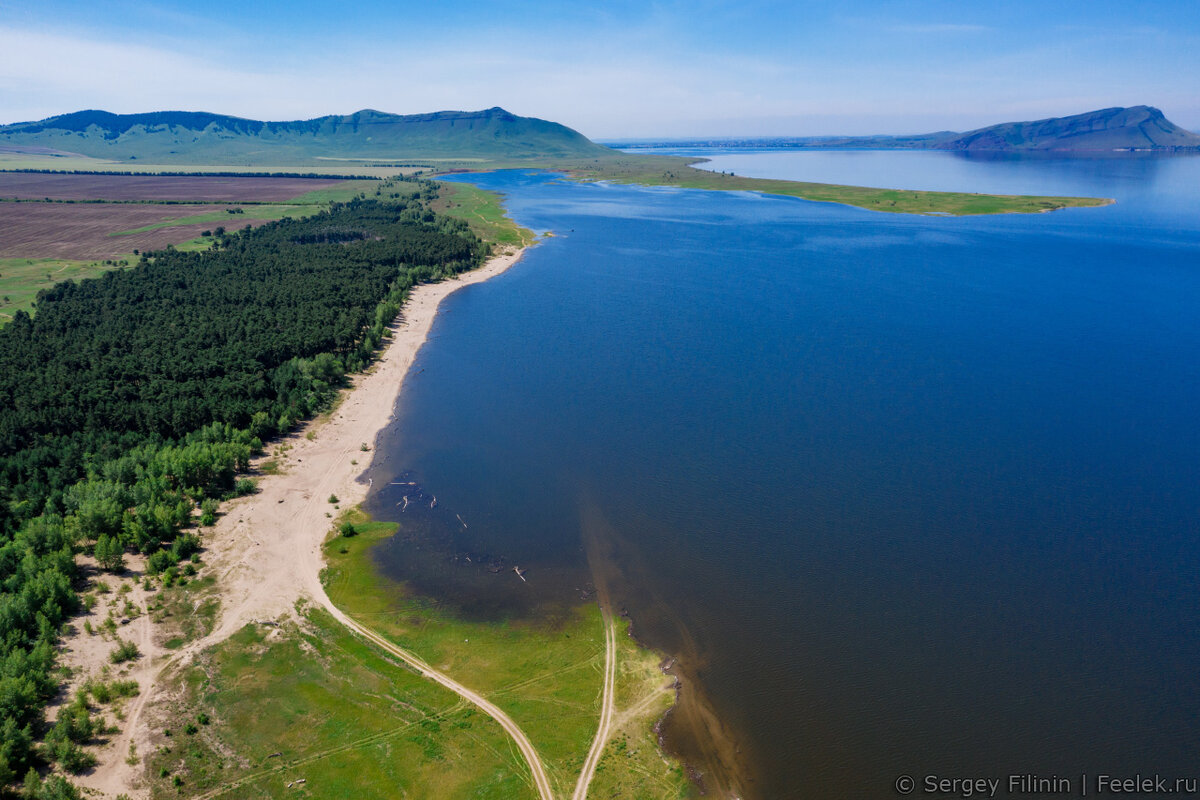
366;150;1200;798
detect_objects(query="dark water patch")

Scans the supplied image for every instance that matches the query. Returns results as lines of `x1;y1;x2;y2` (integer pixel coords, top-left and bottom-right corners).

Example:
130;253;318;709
365;468;594;622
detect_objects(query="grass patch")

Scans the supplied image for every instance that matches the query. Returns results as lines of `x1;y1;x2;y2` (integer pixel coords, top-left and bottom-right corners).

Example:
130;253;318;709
150;575;219;646
146;610;533;799
431;181;535;247
0;256;124;320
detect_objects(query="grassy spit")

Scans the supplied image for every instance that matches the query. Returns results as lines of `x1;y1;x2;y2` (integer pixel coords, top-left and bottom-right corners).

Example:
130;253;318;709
506;153;1114;215
431;180;537;247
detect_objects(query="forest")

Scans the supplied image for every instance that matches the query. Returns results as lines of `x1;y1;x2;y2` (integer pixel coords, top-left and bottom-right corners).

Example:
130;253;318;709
0;177;486;794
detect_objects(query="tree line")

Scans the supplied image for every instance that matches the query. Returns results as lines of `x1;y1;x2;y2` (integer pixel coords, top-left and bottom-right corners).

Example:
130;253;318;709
0;176;486;792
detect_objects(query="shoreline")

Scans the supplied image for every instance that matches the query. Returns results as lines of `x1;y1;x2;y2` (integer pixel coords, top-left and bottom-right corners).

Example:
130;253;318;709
78;244;529;798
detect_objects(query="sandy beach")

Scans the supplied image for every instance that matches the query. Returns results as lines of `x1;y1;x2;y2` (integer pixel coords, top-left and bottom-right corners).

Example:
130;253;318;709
76;245;529;798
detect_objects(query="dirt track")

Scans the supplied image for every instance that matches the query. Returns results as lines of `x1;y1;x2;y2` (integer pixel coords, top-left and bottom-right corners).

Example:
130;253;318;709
572;607;617;800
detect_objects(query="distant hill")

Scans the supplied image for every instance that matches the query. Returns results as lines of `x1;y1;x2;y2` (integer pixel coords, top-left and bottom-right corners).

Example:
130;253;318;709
612;106;1200;153
935;106;1200;151
0;107;616;164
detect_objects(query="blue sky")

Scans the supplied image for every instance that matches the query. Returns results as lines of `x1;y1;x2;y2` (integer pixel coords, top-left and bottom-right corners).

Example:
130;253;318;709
2;0;1198;138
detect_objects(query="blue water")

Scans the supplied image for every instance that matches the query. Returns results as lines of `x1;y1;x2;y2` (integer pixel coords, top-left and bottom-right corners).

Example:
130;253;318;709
367;152;1200;798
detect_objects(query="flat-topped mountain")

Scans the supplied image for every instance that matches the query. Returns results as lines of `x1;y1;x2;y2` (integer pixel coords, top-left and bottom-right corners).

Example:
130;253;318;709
0;107;616;164
937;105;1200;151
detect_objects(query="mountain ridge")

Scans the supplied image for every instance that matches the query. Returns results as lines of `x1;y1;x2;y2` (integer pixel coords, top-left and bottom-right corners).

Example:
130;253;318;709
0;107;616;164
938;105;1200;151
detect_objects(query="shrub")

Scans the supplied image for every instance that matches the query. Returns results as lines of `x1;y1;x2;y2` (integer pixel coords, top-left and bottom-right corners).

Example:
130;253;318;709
110;638;140;664
146;549;177;575
171;533;201;560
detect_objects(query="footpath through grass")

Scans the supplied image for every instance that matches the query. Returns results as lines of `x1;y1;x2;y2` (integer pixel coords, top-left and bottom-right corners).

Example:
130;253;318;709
321;512;602;799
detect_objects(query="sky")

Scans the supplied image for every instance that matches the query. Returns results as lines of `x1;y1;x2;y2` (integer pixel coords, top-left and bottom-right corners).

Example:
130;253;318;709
2;0;1198;139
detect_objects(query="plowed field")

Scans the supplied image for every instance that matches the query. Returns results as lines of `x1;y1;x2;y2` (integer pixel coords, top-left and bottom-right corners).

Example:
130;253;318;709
0;204;272;259
0;172;348;201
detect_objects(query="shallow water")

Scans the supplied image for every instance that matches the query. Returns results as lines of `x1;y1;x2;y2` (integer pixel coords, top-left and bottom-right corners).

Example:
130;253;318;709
367;152;1200;798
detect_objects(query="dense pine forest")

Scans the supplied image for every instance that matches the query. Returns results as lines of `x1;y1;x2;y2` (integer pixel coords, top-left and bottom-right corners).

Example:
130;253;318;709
0;178;487;793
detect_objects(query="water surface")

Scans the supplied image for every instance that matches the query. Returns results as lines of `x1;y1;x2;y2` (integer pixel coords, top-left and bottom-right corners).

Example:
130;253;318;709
367;153;1200;798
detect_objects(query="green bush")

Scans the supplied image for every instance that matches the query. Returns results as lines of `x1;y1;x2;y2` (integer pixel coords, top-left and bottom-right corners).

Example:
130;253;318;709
110;638;140;664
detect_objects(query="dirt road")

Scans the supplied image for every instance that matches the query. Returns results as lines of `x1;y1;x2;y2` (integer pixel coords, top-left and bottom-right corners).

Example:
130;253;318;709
571;606;618;800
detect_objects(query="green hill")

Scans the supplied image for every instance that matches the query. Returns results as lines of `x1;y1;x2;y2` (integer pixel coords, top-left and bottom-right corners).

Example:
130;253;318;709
0;107;616;164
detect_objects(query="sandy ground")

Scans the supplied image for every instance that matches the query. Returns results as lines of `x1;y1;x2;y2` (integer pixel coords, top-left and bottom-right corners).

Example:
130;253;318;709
70;246;527;799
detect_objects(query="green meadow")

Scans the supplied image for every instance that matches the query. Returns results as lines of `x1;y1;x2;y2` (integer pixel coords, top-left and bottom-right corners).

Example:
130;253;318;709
0;256;123;321
147;608;535;800
432;181;536;248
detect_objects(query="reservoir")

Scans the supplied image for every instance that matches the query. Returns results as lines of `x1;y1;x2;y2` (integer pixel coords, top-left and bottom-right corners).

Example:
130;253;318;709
366;151;1200;798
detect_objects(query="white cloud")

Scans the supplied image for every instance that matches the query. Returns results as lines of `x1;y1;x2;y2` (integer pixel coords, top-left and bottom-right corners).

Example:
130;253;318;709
0;26;277;121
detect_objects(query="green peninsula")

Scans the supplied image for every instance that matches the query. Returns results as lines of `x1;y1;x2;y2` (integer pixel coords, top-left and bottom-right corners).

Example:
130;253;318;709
553;155;1114;215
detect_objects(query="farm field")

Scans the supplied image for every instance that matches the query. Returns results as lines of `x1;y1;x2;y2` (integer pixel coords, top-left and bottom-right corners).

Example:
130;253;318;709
0;172;381;322
0;202;274;259
0;172;355;201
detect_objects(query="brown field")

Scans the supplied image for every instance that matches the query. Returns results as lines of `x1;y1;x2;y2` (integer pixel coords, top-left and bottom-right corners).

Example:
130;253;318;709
0;203;273;259
0;172;349;201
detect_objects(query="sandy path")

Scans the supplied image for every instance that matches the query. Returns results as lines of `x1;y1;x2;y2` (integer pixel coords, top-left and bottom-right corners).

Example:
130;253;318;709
571;607;617;800
80;246;531;799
